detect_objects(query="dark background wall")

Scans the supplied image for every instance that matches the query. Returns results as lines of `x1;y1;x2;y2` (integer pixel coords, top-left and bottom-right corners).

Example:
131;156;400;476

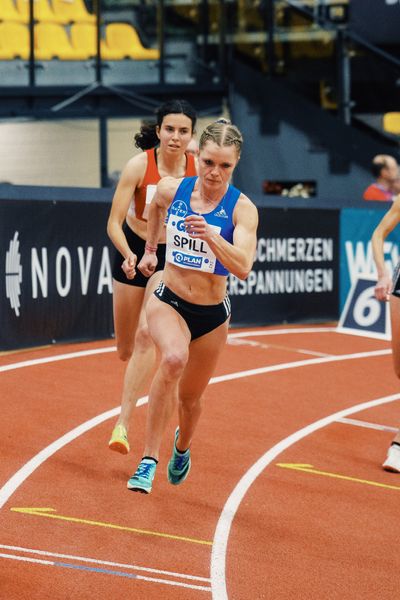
230;63;400;207
3;185;398;351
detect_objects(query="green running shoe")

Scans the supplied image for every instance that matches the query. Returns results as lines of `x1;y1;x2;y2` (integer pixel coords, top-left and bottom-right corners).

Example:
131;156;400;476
167;428;191;485
127;458;157;494
108;424;130;455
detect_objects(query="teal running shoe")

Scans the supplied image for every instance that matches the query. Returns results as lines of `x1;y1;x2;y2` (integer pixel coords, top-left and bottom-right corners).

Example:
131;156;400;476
167;428;191;485
127;458;157;494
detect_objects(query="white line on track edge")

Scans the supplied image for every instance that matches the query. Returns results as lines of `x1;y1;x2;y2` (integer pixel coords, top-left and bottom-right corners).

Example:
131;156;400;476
0;343;391;511
337;417;398;433
0;327;396;599
0;551;211;592
0;543;211;582
0;327;337;373
0;327;355;511
210;392;400;600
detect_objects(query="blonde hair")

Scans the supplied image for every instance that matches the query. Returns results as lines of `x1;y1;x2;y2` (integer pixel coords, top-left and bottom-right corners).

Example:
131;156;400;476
199;119;243;157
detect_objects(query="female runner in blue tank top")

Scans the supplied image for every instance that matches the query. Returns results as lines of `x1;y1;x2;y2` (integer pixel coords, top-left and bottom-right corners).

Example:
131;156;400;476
126;119;259;494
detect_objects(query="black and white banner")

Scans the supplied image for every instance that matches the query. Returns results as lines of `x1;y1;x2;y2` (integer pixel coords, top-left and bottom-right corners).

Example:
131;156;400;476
1;200;341;350
1;199;114;351
228;207;340;326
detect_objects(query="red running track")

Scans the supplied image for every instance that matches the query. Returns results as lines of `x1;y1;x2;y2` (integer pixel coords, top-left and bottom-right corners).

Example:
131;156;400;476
1;325;399;599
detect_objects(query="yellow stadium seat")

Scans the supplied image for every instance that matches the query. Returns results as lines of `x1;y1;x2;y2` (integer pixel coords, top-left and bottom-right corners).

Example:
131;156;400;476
0;0;27;22
51;0;95;24
0;22;29;58
0;46;14;59
16;0;65;23
0;25;18;58
35;22;90;59
105;23;159;60
70;23;124;60
383;113;400;135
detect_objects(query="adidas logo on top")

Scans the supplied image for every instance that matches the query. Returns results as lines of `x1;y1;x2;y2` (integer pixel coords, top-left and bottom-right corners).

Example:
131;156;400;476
214;206;228;218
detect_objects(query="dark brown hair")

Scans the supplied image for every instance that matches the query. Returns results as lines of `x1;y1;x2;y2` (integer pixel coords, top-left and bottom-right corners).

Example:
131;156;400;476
134;99;197;150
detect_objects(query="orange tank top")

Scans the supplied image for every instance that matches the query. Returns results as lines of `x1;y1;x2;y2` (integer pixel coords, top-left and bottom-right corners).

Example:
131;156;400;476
129;148;197;221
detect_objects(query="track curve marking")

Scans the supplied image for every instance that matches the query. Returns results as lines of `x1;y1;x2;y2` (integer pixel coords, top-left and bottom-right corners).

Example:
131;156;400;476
0;328;396;600
210;392;400;600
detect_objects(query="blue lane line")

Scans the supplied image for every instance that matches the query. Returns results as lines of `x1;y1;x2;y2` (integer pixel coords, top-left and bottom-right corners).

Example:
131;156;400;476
55;562;138;579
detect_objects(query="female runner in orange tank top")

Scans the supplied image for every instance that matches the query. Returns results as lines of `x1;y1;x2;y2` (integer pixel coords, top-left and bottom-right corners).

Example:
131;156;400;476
107;100;197;455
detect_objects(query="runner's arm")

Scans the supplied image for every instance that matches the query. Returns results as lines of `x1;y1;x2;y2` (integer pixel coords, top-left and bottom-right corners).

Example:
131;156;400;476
185;194;258;279
372;194;400;299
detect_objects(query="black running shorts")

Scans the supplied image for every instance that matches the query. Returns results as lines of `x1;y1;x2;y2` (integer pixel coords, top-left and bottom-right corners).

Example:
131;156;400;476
154;282;231;340
112;222;166;288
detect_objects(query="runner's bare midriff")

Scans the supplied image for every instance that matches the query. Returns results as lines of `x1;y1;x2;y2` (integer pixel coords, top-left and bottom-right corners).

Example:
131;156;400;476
162;263;227;305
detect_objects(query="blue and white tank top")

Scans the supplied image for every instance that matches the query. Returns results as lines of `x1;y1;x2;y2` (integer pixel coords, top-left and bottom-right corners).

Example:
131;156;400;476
165;176;240;276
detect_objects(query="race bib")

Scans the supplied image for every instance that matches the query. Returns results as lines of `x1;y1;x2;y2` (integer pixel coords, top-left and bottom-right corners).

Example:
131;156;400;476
142;184;157;219
166;214;221;273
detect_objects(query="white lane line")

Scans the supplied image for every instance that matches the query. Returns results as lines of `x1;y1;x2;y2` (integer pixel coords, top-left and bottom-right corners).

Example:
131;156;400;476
0;346;116;373
0;328;394;597
0;327;338;373
228;327;336;338
289;347;332;358
337;417;398;433
0;552;211;592
228;337;332;358
0;347;393;511
0;543;210;582
0;406;121;510
0;552;51;566
210;392;400;600
210;348;391;385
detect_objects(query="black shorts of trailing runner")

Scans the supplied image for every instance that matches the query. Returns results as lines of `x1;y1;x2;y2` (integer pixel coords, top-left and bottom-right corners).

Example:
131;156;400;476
154;282;231;340
392;260;400;298
112;222;166;288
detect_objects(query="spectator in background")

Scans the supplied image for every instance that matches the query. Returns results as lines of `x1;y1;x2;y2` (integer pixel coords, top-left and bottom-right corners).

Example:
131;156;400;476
392;176;400;196
363;154;399;202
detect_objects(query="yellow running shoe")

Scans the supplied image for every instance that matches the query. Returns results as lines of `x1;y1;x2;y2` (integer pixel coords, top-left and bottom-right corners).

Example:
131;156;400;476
108;424;130;455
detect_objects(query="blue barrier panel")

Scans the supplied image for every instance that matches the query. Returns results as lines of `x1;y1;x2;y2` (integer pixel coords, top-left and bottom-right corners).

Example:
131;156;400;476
339;208;400;311
337;275;391;340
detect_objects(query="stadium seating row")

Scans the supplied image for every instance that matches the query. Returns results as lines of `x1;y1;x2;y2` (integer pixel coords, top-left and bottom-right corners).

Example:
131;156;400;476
0;21;160;60
0;0;95;24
